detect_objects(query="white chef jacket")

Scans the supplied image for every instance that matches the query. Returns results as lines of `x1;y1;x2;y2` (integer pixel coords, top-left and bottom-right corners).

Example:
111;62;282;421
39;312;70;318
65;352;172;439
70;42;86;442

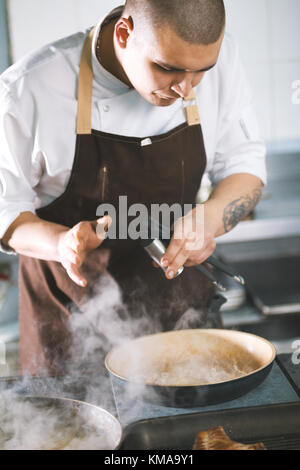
0;11;267;250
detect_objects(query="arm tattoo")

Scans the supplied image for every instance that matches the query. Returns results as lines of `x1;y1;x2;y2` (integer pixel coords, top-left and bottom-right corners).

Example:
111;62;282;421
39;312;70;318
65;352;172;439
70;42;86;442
223;187;262;233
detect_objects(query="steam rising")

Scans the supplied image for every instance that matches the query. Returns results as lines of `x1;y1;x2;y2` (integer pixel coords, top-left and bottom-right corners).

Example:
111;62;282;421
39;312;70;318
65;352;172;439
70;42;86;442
0;394;121;450
0;273;218;448
0;273;173;449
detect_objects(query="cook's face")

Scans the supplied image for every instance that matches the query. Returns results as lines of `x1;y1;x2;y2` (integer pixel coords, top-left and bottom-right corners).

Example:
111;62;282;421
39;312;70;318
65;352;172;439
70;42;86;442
117;22;224;106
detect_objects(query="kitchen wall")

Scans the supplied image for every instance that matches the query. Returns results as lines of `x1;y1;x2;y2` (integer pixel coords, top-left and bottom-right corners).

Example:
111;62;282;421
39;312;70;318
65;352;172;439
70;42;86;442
224;0;300;152
6;0;121;58
5;0;300;150
0;0;10;72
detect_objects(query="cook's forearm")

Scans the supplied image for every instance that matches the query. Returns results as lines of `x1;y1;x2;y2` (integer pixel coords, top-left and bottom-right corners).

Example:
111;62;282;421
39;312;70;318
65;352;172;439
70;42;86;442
204;173;264;238
2;212;67;261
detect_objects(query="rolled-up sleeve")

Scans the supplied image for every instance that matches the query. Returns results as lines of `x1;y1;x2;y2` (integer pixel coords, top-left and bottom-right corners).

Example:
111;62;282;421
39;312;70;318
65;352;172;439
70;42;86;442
209;34;267;187
0;80;37;251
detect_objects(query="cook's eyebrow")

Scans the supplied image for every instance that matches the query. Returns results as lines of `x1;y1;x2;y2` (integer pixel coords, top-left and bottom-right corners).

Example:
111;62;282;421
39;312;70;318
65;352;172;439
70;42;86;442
157;61;216;73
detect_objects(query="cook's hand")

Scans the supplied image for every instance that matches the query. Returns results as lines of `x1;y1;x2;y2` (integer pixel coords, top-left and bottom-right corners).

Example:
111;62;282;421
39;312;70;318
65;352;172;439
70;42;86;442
160;205;217;279
57;215;112;287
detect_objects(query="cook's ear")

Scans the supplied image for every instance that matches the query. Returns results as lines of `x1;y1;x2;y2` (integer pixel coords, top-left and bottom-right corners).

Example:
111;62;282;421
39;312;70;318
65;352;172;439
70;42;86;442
115;17;134;49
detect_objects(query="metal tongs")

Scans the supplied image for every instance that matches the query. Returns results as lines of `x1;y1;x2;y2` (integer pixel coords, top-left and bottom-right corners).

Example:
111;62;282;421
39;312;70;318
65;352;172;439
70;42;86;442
196;256;245;292
140;216;245;292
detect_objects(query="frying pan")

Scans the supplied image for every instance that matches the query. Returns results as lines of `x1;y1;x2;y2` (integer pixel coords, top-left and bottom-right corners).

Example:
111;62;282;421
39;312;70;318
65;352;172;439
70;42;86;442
0;395;122;450
105;329;276;408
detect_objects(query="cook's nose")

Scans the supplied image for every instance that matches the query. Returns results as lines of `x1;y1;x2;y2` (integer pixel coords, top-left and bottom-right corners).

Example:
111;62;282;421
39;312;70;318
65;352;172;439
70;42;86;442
171;75;193;98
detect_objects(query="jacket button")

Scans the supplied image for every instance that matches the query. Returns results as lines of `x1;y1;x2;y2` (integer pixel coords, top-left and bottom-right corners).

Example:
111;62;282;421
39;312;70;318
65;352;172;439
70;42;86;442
103;105;110;112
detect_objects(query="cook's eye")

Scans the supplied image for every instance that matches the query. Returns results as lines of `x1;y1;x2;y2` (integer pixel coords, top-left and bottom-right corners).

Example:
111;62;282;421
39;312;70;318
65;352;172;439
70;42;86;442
155;64;172;72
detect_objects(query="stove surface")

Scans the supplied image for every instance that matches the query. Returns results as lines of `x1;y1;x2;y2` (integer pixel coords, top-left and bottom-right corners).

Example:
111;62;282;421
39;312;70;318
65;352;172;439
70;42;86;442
114;359;300;427
1;356;299;429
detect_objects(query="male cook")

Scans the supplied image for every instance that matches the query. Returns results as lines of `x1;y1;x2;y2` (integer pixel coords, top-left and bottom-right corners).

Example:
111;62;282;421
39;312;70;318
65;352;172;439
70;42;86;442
0;0;266;375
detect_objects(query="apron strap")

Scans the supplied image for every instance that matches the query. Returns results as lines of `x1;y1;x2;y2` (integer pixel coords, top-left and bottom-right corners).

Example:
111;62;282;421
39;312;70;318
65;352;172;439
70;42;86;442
77;28;95;135
184;90;201;126
76;28;201;134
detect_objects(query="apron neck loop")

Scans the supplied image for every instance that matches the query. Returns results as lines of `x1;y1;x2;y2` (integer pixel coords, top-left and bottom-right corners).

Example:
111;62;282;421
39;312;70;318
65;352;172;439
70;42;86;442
76;28;201;135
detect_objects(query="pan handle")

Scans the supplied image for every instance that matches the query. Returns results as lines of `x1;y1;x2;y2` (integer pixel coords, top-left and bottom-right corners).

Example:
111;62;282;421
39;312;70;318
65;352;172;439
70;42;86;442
205;293;227;328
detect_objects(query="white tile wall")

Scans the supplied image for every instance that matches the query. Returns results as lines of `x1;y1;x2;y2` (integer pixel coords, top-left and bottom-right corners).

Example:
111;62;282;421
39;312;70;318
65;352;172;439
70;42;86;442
7;0;121;60
224;0;300;146
269;0;300;61
224;0;270;63
5;0;300;146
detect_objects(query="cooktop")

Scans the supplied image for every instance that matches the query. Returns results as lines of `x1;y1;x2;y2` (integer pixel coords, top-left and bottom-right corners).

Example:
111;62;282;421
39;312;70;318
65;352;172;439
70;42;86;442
113;356;300;427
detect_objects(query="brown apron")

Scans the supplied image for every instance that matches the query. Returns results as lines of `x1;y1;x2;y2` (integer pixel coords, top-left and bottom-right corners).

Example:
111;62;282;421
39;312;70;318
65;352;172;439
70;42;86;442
18;26;222;377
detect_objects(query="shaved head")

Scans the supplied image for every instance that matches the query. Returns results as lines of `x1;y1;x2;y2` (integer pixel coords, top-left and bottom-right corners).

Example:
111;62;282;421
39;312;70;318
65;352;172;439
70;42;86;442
123;0;226;45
